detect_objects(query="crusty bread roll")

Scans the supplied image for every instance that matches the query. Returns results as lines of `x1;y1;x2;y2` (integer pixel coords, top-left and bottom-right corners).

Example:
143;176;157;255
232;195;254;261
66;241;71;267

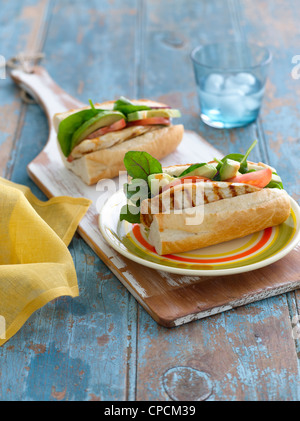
146;189;291;255
53;99;184;185
139;164;291;255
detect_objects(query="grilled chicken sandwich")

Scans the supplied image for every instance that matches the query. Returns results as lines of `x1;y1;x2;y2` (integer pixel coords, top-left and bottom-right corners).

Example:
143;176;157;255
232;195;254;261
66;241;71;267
53;97;183;185
117;142;291;255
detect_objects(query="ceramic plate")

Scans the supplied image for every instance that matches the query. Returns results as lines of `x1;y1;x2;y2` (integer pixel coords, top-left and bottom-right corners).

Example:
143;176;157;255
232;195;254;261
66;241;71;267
99;189;300;276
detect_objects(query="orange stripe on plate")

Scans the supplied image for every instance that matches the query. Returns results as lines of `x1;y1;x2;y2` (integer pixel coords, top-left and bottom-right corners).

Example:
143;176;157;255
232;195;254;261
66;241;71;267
132;224;156;253
132;224;272;264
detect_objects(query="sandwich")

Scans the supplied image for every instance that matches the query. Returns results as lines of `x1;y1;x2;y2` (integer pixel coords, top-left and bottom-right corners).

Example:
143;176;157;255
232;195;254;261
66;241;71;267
119;140;291;255
53;96;183;185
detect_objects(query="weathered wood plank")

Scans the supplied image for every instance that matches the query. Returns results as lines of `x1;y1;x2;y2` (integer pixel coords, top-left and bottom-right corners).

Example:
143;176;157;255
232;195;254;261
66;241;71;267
240;0;300;200
136;293;300;401
0;0;51;181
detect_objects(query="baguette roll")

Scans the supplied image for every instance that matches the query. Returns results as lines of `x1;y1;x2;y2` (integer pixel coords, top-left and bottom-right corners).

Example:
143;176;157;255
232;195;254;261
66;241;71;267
53;100;184;185
138;163;291;255
146;188;291;255
140;181;260;223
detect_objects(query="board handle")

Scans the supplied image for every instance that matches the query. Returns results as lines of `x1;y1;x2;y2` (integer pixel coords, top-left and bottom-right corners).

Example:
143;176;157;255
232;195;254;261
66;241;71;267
10;66;85;123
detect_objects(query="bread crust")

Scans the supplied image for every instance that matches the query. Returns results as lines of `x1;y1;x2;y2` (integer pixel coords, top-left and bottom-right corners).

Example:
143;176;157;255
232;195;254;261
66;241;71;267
54;99;183;184
145;188;291;255
59;124;183;184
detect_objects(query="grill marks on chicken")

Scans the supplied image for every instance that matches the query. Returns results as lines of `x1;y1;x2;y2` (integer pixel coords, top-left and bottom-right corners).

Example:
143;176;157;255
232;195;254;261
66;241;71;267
140;182;260;227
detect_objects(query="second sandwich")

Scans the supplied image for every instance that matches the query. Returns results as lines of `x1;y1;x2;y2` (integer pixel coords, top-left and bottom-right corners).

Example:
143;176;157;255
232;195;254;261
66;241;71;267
53;96;183;185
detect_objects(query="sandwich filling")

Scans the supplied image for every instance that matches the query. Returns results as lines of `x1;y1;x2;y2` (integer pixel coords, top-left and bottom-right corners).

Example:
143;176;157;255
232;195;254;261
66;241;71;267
54;97;181;161
70;125;160;159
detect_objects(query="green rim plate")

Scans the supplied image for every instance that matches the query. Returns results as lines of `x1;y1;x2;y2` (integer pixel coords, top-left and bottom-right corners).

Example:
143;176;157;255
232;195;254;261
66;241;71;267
99;189;300;276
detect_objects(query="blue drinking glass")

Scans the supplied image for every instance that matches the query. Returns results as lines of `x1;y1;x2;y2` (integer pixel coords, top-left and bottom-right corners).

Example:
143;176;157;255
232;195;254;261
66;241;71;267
191;42;272;129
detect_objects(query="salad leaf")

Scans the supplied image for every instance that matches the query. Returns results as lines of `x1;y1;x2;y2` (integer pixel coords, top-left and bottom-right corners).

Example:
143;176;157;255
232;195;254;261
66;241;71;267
89;98;96;112
216;139;258;174
266;180;283;189
120;151;162;223
120;204;141;223
123;151;162;181
124;178;149;200
240;139;257;166
178;163;206;177
57;100;103;157
113;96;151;116
266;172;284;189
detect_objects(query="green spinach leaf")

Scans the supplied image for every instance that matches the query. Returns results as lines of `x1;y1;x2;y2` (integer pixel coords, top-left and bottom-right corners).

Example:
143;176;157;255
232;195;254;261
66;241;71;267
57;101;103;157
123;151;162;181
178;163;206;177
113;96;151;116
266;180;283;189
216;140;258;174
120;151;163;223
119;204;141;224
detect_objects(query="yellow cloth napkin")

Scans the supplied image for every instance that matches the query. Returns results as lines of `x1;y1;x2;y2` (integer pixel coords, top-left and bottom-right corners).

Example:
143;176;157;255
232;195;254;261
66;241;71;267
0;177;91;346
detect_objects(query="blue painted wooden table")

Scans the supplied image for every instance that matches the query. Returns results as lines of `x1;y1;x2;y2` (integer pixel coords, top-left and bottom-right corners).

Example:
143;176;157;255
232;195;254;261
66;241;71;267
0;0;300;401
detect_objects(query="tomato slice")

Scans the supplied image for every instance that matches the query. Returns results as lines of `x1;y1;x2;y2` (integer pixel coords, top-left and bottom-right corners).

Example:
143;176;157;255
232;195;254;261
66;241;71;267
86;118;126;139
127;117;170;126
228;168;272;188
161;176;211;192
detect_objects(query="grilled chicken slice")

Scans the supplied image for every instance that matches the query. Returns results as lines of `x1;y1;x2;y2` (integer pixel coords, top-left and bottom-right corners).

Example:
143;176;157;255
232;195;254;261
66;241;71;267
140;181;260;227
70;125;160;159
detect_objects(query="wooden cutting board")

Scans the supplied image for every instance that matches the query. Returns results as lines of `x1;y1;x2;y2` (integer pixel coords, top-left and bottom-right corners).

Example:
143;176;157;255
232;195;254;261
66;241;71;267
10;66;300;327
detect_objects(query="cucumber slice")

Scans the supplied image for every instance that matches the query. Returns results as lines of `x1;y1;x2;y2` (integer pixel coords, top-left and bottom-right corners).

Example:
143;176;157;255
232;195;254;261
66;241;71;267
179;163;217;179
127;109;181;121
219;159;240;180
71;111;124;150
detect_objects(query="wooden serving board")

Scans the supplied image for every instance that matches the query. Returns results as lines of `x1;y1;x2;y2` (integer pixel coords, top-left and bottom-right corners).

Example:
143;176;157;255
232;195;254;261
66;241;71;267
10;66;300;327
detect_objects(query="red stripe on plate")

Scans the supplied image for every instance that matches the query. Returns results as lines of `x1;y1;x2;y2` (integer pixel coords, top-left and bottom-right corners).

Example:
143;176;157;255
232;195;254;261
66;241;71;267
132;224;272;264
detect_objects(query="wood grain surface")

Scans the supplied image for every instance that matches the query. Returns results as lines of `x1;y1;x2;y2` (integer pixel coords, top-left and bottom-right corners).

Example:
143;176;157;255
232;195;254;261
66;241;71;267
0;0;300;401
